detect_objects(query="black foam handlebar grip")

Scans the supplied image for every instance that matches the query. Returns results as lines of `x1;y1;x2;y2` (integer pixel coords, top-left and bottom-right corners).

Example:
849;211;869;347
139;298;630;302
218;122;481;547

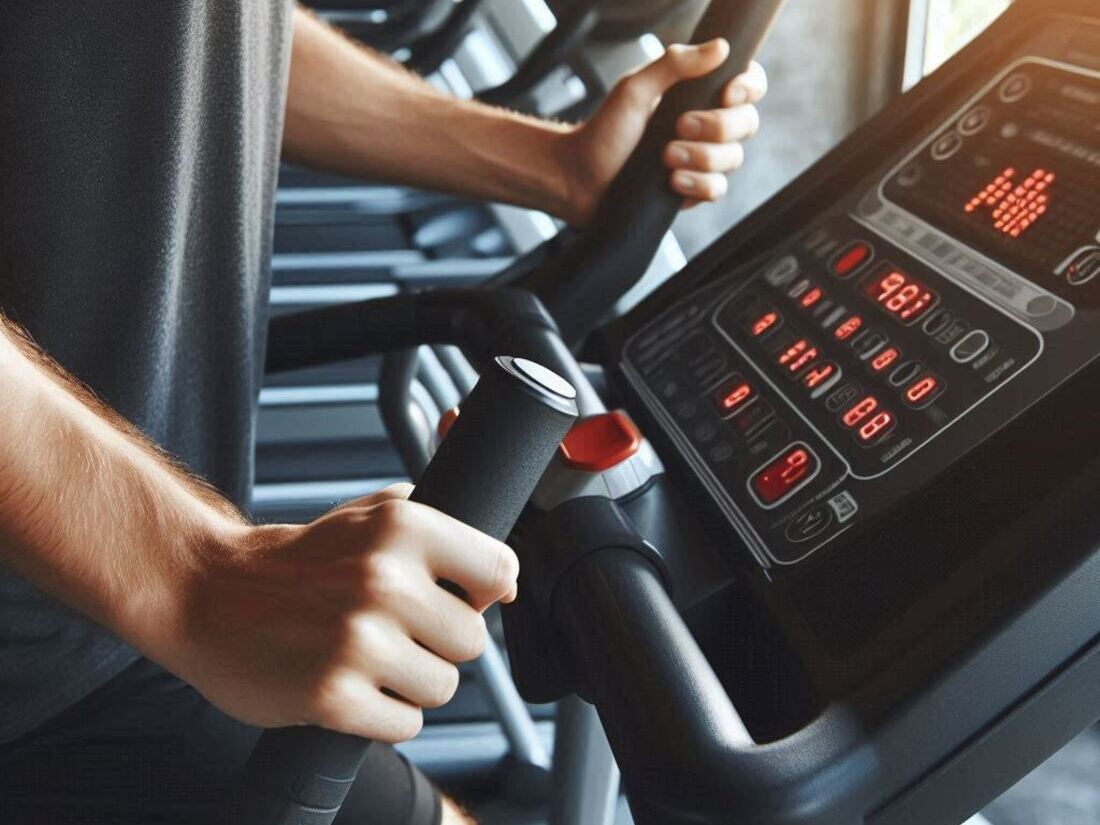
527;0;786;345
226;357;578;825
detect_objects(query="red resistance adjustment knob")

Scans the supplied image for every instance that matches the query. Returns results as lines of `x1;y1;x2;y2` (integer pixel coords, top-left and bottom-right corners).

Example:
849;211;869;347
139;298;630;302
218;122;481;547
437;407;461;441
560;411;643;472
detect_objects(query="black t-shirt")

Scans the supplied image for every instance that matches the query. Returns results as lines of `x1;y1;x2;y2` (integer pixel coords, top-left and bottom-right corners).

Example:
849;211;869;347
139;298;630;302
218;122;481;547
0;1;292;741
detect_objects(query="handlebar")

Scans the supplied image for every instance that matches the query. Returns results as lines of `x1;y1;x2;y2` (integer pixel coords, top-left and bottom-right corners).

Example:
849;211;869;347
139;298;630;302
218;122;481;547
225;355;578;825
515;0;785;347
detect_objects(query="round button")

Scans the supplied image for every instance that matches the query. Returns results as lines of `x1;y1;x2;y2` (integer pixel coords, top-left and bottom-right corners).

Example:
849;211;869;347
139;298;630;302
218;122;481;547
951;330;990;364
958;106;991;136
931;131;963;161
897;163;923;188
1000;73;1031;103
1066;249;1100;286
889;360;923;388
511;357;577;399
1026;294;1057;317
785;505;834;544
764;255;800;287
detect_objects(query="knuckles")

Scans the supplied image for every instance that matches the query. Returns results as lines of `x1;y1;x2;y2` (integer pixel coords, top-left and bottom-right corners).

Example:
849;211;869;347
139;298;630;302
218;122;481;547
423;665;462;708
453;611;488;662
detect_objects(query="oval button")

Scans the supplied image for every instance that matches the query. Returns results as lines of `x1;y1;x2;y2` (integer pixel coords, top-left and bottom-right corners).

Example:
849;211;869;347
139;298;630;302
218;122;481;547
950;330;990;364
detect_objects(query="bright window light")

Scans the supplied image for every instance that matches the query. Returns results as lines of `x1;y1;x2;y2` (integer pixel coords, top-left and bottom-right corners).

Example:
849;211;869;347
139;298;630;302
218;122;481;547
923;0;1012;75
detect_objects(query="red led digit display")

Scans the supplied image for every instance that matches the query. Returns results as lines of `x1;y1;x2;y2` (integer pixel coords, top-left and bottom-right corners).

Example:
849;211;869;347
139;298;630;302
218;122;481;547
842;395;878;428
870;346;900;373
712;376;755;417
964;166;1054;238
862;267;937;324
858;410;895;444
800;287;824;308
722;383;753;411
904;373;943;408
778;339;809;367
751;311;779;336
787;346;818;375
801;362;836;390
833;315;863;341
751;445;819;505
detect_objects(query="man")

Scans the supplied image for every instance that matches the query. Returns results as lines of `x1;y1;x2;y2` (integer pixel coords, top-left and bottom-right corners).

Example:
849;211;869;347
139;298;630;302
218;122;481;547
0;4;766;823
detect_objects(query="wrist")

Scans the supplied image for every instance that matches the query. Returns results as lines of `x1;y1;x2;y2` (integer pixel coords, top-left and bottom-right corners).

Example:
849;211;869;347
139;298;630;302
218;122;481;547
109;506;254;668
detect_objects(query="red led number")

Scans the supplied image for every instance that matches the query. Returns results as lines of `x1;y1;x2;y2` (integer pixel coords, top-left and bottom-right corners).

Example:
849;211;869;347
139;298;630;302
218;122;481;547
802;362;835;389
722;383;753;411
858;411;894;444
964;166;1054;238
834;315;863;341
779;339;820;374
904;374;942;407
752;311;779;336
863;268;937;324
871;347;900;372
751;445;818;505
780;449;810;484
842;395;878;428
800;287;824;308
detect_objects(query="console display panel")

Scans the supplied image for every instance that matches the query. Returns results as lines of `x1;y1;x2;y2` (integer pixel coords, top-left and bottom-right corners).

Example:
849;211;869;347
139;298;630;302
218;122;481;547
621;19;1100;569
883;61;1100;290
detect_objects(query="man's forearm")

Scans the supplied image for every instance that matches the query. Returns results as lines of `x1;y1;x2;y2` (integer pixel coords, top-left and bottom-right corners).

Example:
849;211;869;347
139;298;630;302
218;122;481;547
283;7;574;218
0;318;242;655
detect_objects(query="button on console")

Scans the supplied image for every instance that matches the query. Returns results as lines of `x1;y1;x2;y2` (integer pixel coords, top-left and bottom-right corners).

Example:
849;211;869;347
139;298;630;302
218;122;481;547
713;375;755;418
785;505;834;543
950;330;990;363
889;360;923;387
749;443;820;507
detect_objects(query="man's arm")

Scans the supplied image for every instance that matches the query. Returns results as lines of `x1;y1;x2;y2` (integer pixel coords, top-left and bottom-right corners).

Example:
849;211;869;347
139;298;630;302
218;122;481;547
0;315;518;743
283;7;767;226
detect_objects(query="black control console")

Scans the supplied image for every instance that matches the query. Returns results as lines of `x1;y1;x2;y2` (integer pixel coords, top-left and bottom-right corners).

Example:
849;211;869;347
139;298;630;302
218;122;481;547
621;13;1100;567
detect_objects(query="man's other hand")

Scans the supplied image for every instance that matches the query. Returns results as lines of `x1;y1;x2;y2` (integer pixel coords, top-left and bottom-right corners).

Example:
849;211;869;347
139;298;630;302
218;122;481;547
166;483;518;744
559;39;767;226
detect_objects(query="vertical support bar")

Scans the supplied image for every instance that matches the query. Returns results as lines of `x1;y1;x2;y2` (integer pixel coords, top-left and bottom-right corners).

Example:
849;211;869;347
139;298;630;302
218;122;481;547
549;696;622;825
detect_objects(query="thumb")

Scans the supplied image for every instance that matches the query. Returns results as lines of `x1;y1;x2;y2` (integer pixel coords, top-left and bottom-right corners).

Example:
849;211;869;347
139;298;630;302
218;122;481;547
624;38;731;101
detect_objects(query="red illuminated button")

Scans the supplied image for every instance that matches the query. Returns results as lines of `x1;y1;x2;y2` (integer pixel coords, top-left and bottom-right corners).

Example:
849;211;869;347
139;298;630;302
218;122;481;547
870;346;901;373
713;375;756;417
750;444;820;507
748;309;782;337
787;345;818;376
841;395;879;428
903;373;945;409
560;411;642;472
437;406;460;441
834;315;863;341
801;361;838;392
778;338;811;369
831;242;873;278
857;410;895;445
800;286;824;309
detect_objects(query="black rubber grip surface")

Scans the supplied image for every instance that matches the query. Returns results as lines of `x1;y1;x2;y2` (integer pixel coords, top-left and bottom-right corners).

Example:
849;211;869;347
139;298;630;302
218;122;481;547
226;357;577;825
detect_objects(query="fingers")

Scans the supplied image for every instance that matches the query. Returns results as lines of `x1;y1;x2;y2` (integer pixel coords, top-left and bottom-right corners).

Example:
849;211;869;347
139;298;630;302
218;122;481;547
309;668;424;743
722;60;768;106
374;631;462;710
620;38;730;102
395;570;488;663
677;102;760;144
368;498;519;612
664;140;745;175
328;482;414;515
670;170;728;203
